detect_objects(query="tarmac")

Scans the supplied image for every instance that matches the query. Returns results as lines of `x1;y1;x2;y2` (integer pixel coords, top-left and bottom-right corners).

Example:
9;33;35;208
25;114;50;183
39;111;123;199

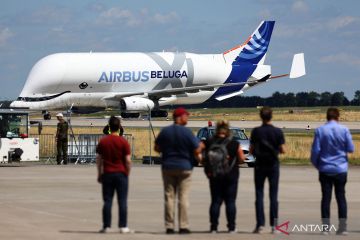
1;164;360;240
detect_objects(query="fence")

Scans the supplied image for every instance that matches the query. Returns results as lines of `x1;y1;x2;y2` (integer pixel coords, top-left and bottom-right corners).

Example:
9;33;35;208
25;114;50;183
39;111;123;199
31;133;134;163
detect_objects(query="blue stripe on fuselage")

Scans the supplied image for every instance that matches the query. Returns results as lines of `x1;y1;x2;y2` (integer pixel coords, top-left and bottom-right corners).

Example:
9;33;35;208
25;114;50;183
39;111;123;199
212;64;257;98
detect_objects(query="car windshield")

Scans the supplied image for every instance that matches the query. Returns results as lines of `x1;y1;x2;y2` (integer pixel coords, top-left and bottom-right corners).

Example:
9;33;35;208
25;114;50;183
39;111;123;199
209;128;248;140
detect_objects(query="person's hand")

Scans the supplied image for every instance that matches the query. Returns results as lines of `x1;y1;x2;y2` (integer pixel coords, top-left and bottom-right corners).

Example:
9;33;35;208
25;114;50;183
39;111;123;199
97;174;102;183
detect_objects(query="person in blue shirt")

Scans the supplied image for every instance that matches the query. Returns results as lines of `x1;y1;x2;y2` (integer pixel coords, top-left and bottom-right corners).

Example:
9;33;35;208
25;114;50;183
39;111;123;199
155;107;200;235
311;107;354;235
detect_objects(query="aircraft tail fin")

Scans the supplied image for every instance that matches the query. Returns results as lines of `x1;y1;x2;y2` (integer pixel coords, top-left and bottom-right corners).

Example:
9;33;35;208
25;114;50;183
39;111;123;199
224;21;275;65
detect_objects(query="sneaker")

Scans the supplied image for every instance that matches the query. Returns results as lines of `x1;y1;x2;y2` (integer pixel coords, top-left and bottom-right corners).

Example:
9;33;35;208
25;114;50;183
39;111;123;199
120;227;134;234
321;230;329;235
166;229;175;234
210;226;217;234
179;228;191;234
271;227;281;234
229;229;237;234
99;227;109;233
336;230;348;236
253;226;265;234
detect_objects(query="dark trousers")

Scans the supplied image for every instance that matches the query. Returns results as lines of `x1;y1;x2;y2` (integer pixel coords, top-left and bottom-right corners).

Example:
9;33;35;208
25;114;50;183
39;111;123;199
102;173;128;228
56;138;68;164
319;172;347;229
209;171;239;231
254;165;279;227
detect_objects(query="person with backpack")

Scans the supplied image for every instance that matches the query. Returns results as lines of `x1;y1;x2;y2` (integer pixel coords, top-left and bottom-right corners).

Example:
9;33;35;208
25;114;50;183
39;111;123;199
198;120;245;233
250;107;285;234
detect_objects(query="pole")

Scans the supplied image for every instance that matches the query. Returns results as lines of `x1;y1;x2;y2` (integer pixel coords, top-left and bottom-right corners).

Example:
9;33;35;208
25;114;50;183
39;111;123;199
148;108;152;165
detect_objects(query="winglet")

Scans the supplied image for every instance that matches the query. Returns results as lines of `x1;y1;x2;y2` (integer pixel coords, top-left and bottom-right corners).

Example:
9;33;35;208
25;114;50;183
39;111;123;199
290;53;306;78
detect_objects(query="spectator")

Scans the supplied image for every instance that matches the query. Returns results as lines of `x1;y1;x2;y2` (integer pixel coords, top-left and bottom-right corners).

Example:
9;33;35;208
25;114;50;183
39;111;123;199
250;107;285;234
155;107;200;234
55;113;68;165
96;116;133;234
311;108;354;235
198;120;245;233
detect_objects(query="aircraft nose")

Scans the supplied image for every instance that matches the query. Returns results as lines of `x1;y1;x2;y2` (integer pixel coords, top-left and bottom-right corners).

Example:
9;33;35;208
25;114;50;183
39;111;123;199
0;100;13;109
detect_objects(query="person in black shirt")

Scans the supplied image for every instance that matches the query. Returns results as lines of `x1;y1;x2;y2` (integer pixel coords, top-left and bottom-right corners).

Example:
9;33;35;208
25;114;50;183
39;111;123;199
198;120;245;233
250;107;285;234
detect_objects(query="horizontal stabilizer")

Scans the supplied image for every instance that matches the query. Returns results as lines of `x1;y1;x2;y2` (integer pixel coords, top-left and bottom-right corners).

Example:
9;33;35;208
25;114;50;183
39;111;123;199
216;91;244;101
290;53;306;78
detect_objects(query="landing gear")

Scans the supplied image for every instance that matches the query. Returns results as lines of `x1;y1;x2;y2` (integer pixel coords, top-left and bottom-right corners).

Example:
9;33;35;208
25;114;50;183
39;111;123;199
42;111;51;120
121;112;140;119
150;110;168;118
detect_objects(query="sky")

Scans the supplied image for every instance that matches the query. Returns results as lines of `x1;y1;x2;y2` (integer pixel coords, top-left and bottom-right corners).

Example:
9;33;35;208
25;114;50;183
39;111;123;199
0;0;359;100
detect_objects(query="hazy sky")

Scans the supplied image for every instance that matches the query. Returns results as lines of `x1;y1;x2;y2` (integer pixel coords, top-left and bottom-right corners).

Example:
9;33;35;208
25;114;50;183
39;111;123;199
0;0;359;100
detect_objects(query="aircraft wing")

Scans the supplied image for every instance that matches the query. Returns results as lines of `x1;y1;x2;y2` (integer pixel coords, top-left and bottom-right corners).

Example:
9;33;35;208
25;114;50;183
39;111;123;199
103;75;271;101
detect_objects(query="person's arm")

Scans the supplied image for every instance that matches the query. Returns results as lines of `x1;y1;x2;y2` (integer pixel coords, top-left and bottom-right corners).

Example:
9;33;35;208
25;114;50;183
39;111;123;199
125;154;131;175
237;145;246;164
96;154;103;183
154;144;161;153
279;144;286;154
249;129;255;155
279;130;286;154
154;130;163;153
195;141;206;165
345;128;355;153
55;123;59;141
311;129;321;168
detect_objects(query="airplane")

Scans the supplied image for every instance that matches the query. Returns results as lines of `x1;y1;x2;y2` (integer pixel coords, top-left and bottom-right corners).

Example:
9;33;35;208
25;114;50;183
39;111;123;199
7;21;305;120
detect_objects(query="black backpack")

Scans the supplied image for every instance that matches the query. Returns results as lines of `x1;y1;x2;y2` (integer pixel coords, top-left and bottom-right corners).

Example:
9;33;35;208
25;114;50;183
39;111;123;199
205;138;236;178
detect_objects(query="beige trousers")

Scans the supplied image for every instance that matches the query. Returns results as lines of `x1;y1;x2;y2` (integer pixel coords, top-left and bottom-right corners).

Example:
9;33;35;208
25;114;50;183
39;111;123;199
162;169;192;229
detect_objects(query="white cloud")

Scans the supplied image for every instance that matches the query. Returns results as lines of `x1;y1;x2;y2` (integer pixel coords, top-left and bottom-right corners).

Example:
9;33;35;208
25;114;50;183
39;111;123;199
97;7;142;27
328;16;358;31
96;7;180;27
319;53;360;66
292;1;309;13
153;11;179;24
0;27;13;46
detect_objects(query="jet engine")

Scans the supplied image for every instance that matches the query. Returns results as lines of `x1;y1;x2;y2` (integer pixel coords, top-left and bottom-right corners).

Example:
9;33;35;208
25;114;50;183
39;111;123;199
120;97;155;112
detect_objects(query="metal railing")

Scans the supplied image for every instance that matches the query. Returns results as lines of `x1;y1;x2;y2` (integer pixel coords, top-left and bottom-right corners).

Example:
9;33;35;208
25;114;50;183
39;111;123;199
31;133;134;164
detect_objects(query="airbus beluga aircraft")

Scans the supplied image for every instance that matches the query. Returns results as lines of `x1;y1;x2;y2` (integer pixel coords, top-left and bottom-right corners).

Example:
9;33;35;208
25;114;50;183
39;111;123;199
9;21;305;119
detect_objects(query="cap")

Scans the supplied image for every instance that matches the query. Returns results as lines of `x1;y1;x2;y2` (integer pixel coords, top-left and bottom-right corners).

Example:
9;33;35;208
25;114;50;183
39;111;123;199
56;113;64;118
173;107;189;118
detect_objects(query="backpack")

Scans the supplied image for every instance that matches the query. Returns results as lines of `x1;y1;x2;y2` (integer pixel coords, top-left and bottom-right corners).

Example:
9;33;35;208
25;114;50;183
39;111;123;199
205;138;236;178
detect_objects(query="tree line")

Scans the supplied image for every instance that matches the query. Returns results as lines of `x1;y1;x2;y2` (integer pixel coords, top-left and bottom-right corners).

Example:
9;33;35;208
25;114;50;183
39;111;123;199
189;90;360;108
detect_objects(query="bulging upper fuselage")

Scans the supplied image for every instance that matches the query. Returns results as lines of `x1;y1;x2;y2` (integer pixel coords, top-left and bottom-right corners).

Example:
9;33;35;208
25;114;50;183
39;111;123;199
11;51;268;111
10;21;284;113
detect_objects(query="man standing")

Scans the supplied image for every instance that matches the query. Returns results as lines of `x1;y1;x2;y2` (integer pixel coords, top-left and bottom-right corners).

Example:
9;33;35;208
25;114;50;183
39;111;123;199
250;107;285;234
155;107;200;234
96;116;133;234
311;108;354;235
56;113;68;165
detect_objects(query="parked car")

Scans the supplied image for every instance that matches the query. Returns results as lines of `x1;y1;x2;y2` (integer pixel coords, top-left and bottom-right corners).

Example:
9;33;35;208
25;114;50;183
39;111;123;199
197;126;255;167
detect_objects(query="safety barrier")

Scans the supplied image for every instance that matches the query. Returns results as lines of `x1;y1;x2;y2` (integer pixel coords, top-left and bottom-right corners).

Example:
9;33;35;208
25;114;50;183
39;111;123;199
31;133;134;164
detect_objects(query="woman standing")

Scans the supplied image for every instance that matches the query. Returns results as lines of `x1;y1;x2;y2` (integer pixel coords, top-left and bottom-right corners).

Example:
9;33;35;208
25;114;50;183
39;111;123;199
198;120;245;233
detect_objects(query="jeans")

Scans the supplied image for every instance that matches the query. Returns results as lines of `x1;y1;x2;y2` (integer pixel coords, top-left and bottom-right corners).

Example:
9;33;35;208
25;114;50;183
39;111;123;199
162;169;192;229
319;172;347;230
102;172;128;228
254;165;279;227
209;171;239;231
